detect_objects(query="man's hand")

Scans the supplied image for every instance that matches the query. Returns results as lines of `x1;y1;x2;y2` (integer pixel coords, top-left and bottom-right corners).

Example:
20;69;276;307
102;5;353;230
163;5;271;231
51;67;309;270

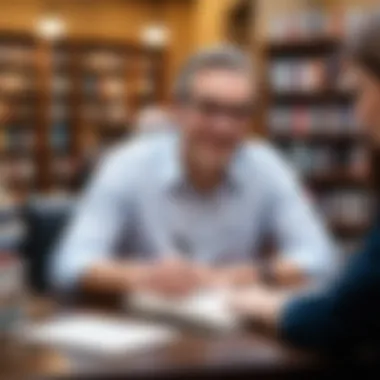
82;260;259;297
127;258;205;297
205;265;259;288
229;286;290;329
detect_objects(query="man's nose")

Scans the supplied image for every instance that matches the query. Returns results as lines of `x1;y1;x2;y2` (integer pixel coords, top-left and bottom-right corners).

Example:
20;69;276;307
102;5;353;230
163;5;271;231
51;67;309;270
212;114;234;133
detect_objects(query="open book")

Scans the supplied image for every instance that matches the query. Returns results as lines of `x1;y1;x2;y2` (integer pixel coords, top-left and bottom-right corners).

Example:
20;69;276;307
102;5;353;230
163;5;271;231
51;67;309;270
23;315;178;355
127;288;241;332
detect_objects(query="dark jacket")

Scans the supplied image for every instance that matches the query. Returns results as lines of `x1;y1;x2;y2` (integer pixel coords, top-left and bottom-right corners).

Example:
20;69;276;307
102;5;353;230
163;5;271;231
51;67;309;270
280;220;380;353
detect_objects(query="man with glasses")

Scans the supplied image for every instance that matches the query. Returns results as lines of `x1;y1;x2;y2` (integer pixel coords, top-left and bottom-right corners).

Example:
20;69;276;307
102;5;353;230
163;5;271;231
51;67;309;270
52;46;337;296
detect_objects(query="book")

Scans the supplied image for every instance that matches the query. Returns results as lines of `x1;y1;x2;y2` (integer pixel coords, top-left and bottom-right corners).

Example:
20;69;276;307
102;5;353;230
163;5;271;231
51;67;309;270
23;314;178;355
127;288;240;333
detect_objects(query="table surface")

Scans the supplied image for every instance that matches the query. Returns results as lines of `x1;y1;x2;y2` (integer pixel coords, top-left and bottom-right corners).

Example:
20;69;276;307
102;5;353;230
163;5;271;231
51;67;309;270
0;298;318;380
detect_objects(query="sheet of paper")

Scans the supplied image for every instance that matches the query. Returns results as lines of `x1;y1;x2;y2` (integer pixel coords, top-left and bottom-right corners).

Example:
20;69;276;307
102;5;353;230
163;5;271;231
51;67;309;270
127;288;241;332
23;314;178;355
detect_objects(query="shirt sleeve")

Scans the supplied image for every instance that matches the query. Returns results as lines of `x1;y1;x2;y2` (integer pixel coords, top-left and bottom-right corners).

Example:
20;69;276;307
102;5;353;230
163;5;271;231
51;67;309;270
280;225;380;351
50;150;134;292
263;147;339;281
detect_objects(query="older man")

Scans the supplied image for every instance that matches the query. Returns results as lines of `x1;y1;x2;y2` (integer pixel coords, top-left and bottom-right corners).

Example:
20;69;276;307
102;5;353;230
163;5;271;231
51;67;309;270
52;46;337;296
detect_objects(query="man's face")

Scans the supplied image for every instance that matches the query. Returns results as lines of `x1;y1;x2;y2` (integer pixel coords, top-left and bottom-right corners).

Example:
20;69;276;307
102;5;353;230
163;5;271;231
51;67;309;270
176;68;254;171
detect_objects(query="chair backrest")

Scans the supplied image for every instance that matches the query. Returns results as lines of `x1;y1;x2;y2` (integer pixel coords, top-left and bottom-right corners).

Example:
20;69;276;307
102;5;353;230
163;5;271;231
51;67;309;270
22;196;75;293
0;201;24;254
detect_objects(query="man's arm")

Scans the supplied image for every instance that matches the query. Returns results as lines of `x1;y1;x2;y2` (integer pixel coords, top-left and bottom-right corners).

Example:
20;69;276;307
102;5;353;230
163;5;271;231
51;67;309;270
259;145;339;286
50;145;204;297
50;148;137;294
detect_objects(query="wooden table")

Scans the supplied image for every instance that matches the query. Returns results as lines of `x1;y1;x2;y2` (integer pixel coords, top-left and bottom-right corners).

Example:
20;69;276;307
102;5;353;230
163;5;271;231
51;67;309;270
0;298;320;380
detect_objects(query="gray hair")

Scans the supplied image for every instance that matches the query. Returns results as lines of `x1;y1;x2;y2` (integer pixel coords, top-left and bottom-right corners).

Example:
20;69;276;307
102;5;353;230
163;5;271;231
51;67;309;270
173;45;254;101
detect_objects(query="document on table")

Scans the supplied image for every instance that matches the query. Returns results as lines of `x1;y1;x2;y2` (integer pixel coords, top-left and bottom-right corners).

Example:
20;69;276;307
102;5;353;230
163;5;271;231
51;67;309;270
127;288;241;332
23;314;178;355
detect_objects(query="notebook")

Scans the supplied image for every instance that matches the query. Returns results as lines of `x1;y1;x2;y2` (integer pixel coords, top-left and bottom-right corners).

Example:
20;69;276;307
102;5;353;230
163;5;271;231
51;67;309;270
23;314;178;355
127;288;241;332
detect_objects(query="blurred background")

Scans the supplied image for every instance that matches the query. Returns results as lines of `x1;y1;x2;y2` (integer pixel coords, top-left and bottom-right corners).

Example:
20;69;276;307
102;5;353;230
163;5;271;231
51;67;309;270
0;0;378;292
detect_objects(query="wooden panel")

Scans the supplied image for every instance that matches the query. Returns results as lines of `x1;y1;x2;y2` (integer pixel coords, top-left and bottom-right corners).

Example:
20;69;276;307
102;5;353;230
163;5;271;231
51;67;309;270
192;0;236;48
0;0;41;31
0;0;152;39
160;0;195;100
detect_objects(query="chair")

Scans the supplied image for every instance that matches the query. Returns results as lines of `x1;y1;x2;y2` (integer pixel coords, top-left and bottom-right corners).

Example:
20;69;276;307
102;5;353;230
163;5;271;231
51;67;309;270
22;196;75;293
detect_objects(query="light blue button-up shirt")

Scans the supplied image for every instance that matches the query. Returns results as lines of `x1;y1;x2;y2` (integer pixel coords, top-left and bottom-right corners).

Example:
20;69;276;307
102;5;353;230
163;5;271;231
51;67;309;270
52;134;338;290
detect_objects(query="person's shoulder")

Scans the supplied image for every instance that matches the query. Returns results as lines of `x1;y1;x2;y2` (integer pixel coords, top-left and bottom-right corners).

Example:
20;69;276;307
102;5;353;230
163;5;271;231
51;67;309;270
242;139;291;172
99;133;176;179
105;133;173;164
241;138;301;190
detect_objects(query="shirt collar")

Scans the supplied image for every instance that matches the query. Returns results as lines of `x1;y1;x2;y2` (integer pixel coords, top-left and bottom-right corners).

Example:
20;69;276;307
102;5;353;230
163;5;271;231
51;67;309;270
161;136;246;194
226;148;246;191
161;134;184;190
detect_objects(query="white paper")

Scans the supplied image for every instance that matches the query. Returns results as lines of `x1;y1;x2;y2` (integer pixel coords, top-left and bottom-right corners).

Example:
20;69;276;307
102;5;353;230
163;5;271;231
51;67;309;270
128;288;240;332
24;314;178;355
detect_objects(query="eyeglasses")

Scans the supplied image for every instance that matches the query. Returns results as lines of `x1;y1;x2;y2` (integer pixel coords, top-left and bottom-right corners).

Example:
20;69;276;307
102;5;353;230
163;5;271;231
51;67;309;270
188;97;254;122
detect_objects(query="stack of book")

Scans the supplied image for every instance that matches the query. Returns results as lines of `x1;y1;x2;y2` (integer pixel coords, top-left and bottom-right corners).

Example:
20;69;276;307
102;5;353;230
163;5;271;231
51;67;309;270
268;6;369;42
318;190;373;228
269;105;358;136
266;7;373;253
270;57;340;93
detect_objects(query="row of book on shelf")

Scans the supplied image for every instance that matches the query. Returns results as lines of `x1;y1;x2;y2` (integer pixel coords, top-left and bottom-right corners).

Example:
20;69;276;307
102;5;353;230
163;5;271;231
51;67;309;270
0;127;70;152
0;44;157;120
50;76;154;99
1;106;131;128
316;190;373;228
0;126;130;157
51;102;131;125
269;105;358;136
0;45;34;63
0;72;36;95
269;6;370;42
269;58;345;93
283;145;367;178
0;44;155;70
0;156;74;184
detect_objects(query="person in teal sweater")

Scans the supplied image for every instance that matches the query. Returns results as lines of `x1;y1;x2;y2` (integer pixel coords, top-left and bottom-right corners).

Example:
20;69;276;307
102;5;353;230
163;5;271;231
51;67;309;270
230;15;380;353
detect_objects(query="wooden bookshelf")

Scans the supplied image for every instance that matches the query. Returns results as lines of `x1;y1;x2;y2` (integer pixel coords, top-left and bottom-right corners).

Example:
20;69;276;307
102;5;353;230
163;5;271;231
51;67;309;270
331;221;370;238
0;32;41;201
265;35;371;249
306;171;368;188
271;131;363;145
0;32;166;198
272;90;353;104
267;38;340;57
46;40;76;192
68;39;165;189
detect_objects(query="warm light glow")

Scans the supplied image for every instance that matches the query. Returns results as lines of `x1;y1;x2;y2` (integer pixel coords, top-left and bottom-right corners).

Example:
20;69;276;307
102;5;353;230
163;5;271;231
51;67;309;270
36;16;66;40
140;24;170;47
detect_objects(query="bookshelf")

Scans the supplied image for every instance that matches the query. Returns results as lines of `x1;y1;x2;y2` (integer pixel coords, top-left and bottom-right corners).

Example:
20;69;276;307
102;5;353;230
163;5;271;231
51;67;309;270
264;8;372;254
0;32;166;199
0;32;41;202
267;36;342;57
69;39;165;192
47;40;76;193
